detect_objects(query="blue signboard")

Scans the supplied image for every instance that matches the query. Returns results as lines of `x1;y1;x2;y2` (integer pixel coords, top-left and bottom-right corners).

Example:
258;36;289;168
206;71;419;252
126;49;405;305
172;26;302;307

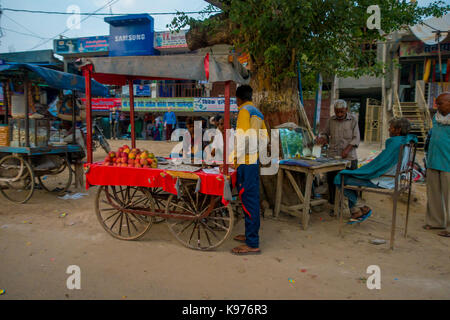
54;36;109;55
135;84;151;96
105;14;156;57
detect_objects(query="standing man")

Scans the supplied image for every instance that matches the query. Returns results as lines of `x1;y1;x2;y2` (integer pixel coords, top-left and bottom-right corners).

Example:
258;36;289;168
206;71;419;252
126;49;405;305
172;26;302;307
316;99;360;214
119;111;126;139
230;85;267;255
163;107;177;141
424;92;450;237
155;115;163;141
110;107;120;140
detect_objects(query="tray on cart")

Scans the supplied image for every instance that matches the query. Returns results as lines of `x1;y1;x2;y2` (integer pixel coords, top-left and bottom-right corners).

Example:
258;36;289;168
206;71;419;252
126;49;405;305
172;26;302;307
0;145;82;156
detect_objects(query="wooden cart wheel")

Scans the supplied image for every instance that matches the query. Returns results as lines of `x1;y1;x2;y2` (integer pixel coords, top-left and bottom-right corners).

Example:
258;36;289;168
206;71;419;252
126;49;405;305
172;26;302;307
166;180;234;251
37;156;73;195
95;185;154;241
147;187;169;224
0;155;35;204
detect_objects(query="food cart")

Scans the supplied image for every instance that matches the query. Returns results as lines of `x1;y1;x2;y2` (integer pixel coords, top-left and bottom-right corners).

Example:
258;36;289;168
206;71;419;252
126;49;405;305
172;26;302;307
80;54;249;250
0;63;109;203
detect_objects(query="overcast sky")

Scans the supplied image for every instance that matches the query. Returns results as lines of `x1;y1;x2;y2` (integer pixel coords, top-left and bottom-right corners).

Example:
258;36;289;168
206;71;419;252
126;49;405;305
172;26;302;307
0;0;439;53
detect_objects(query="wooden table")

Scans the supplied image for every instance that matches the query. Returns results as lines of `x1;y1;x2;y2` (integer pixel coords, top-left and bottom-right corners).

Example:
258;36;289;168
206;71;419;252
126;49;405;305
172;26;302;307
274;160;348;229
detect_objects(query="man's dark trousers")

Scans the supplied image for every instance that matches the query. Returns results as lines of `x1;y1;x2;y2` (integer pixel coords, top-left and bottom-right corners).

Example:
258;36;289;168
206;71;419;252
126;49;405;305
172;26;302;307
237;163;260;248
327;159;358;204
166;124;174;141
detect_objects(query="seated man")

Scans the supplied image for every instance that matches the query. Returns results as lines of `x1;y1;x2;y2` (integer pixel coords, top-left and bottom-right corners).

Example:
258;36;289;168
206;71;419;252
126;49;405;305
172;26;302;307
334;117;417;223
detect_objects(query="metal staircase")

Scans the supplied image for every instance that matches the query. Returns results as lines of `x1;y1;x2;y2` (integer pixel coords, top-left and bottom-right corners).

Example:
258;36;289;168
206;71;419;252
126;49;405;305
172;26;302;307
393;98;428;150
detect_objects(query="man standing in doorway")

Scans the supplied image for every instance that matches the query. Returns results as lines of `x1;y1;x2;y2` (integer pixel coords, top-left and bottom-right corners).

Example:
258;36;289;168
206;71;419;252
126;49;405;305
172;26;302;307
316;99;360;215
163;107;177;141
230;85;267;255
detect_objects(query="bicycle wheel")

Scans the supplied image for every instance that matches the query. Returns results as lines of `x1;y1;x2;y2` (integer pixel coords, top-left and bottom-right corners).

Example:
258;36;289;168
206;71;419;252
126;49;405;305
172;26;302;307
0;155;35;203
99;136;111;154
37;156;73;195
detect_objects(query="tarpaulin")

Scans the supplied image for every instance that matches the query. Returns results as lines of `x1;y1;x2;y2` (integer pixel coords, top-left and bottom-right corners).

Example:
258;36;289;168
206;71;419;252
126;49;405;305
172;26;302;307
85;163;236;200
410;13;450;45
80;54;250;84
0;63;109;97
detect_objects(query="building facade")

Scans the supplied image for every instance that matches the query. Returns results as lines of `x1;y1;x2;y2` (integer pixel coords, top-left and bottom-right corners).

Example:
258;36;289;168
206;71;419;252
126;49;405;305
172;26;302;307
334;14;449;147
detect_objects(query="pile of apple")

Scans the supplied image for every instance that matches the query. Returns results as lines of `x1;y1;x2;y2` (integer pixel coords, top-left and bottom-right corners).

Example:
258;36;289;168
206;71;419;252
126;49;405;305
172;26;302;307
103;145;158;168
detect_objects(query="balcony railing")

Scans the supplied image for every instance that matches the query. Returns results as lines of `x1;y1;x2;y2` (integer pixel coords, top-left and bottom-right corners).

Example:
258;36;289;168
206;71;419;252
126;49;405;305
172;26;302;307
158;82;205;98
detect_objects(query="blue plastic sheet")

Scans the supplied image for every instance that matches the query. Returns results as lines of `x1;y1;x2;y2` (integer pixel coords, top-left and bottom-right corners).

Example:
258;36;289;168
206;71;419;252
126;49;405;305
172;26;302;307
0;63;109;97
279;159;313;167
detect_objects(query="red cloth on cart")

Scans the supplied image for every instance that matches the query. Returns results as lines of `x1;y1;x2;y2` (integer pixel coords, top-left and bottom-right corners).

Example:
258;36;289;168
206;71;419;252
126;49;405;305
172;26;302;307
84;163;236;202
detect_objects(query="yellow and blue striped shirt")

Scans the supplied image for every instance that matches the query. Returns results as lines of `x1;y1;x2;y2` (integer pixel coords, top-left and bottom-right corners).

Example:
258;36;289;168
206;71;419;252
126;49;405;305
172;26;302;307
230;101;268;166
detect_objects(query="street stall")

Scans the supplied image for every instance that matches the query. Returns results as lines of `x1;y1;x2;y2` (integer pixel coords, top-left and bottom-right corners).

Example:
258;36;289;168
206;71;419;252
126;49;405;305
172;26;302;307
0;63;109;203
272;123;349;230
80;54;250;250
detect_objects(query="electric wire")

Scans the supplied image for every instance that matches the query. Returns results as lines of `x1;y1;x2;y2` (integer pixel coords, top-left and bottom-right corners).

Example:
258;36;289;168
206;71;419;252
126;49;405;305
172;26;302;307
28;0;120;51
1;8;221;16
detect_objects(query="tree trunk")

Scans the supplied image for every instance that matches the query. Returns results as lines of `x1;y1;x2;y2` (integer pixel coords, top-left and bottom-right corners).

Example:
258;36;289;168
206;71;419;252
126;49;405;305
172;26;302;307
185;26;312;214
250;73;302;129
249;71;315;212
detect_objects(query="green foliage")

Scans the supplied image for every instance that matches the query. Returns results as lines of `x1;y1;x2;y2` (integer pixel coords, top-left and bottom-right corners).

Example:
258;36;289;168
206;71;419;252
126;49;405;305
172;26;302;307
168;5;223;35
170;0;449;91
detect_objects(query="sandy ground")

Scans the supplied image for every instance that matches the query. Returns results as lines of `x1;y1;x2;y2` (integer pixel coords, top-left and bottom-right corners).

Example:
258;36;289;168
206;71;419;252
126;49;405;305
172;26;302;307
0;140;449;300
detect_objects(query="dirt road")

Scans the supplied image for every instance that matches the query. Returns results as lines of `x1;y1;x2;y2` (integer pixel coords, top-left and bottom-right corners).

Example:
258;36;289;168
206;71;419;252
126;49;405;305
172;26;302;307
0;140;448;299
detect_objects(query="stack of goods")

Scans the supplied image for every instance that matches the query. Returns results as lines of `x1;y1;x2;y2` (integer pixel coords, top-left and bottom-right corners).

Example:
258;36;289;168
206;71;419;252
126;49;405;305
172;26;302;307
11;94;26;119
10;119;48;147
103;145;158;169
0;125;9;147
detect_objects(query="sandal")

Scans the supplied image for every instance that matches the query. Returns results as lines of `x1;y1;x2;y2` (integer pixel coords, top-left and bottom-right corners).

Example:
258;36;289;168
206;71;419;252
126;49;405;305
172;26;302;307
423;225;445;230
231;245;261;255
233;235;246;243
348;208;372;225
349;206;370;219
438;231;450;238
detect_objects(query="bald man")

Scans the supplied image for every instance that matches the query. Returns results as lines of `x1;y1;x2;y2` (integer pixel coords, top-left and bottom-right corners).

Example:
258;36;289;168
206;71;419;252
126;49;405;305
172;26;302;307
424;92;450;237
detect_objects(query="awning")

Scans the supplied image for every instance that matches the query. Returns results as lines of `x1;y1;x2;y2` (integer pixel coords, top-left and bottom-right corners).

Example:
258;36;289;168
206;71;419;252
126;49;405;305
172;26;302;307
80;54;250;85
410;13;450;45
0;63;109;97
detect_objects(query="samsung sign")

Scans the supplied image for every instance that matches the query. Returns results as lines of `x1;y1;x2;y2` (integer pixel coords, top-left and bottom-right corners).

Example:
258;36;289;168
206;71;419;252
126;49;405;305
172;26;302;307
105;14;156;57
114;34;146;42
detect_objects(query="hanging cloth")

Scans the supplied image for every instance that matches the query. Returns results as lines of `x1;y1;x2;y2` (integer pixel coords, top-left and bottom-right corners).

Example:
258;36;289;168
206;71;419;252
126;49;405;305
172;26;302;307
424;59;431;82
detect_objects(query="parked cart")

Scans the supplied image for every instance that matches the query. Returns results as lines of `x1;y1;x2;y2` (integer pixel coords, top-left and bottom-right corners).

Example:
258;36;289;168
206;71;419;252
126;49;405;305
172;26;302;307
0;63;108;203
81;54;249;250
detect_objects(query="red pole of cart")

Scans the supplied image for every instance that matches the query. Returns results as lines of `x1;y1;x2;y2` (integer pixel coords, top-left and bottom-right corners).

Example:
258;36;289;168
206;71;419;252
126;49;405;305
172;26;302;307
128;78;136;149
224;80;231;176
83;65;93;164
